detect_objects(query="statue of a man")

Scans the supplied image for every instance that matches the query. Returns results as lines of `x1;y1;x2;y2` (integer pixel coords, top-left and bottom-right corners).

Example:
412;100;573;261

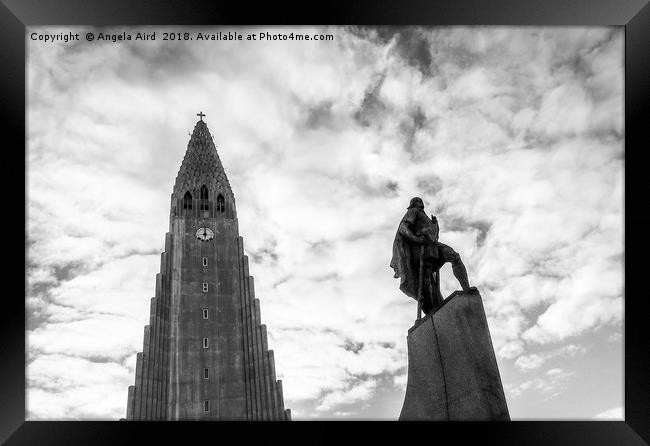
390;197;476;315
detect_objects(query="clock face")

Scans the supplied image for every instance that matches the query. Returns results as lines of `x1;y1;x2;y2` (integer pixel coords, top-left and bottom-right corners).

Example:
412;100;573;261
196;227;215;241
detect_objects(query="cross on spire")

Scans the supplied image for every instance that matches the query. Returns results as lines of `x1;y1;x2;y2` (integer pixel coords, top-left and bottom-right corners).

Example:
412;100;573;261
197;111;206;121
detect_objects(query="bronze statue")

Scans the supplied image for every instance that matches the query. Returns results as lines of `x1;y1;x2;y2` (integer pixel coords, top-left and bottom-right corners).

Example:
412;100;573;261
390;197;476;316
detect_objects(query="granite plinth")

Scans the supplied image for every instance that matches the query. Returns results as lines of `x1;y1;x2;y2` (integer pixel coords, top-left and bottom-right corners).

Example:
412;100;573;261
399;289;509;421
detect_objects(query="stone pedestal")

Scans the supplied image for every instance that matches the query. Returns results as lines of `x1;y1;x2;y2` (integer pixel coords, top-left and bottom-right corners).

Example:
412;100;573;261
399;289;509;421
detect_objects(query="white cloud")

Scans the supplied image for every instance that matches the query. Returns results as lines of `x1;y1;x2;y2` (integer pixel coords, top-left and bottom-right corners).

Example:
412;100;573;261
316;379;379;413
393;374;407;390
507;367;575;400
514;354;545;371
607;332;622;343
27;354;133;420
523;262;623;343
515;344;586;371
29;315;142;360
594;407;624;420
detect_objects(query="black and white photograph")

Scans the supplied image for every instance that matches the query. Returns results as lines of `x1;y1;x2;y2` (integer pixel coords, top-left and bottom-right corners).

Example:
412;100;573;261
23;25;626;423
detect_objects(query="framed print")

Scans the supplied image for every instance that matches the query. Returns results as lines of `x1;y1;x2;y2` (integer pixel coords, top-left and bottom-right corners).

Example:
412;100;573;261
3;0;649;444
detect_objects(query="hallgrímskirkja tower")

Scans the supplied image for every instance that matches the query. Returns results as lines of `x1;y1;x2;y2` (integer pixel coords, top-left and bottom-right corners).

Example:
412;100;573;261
125;114;290;420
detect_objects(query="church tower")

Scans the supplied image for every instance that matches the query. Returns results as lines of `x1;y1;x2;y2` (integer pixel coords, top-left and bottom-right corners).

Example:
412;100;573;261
125;114;291;420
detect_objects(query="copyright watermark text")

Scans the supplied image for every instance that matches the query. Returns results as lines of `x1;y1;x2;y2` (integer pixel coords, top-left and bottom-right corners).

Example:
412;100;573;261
30;30;335;44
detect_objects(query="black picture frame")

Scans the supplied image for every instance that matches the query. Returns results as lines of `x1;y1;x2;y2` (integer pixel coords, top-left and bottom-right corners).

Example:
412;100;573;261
3;0;648;444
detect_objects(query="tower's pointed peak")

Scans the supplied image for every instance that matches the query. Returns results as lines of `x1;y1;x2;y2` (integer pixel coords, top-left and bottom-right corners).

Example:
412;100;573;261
188;119;212;145
172;117;232;196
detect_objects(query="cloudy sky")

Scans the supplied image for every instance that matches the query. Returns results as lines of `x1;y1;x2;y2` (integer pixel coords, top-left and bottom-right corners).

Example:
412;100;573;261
26;26;623;420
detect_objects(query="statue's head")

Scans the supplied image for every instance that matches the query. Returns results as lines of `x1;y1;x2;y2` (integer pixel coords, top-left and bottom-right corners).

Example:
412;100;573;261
408;197;425;210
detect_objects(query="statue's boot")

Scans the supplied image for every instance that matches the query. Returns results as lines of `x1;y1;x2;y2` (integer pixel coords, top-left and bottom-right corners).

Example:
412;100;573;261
420;297;432;315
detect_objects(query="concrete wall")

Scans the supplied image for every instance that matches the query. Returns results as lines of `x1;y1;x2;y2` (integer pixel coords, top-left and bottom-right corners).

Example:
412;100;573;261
126;210;289;420
168;215;247;419
399;290;509;421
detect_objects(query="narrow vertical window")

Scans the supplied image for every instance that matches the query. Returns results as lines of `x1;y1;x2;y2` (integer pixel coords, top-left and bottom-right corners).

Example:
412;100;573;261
203;309;209;319
204;400;210;412
200;185;209;211
202;257;208;266
204;368;209;379
217;194;225;213
203;338;209;348
183;191;192;210
202;282;208;292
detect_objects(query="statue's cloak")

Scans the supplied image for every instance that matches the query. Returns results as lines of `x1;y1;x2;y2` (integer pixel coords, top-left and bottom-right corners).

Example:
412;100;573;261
390;231;418;300
391;208;444;304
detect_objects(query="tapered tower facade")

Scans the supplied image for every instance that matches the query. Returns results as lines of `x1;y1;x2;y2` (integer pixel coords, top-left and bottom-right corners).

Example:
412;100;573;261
125;115;290;420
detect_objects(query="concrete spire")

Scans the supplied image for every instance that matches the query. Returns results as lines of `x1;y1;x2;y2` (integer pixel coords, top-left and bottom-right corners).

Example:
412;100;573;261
126;115;290;421
172;119;232;197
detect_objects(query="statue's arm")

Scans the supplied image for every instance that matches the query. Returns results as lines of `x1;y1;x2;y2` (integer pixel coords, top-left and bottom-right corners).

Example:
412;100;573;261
399;221;424;243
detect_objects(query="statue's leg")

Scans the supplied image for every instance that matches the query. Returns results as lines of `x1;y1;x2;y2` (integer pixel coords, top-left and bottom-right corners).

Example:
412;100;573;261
438;243;472;291
420;261;435;314
432;269;444;308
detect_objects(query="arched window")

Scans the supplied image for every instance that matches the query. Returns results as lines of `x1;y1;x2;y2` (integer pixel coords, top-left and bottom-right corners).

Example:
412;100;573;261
183;191;192;210
200;185;209;211
216;194;225;213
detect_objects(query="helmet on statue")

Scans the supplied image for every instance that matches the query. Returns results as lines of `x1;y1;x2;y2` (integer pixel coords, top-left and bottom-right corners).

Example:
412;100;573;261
408;197;425;209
